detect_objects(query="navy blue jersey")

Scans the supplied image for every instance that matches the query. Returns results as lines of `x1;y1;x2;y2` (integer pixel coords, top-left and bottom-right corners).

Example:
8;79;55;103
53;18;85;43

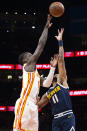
46;83;72;116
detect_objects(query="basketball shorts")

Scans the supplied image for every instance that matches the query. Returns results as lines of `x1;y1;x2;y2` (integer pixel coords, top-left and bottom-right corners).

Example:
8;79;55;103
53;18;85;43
13;98;38;131
52;113;75;131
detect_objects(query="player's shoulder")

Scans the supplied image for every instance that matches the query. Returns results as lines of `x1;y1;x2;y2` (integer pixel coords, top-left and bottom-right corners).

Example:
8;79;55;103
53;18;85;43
47;86;54;93
57;82;69;89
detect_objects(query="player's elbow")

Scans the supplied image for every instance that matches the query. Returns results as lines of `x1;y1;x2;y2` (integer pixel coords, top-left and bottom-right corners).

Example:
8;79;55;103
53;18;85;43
38;39;45;46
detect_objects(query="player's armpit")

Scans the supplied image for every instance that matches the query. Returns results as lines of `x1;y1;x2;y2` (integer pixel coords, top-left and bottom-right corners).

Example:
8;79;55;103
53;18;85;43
58;73;69;87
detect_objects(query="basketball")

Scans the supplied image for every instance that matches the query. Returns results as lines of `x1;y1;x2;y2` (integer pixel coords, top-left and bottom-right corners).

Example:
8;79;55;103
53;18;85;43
49;2;64;17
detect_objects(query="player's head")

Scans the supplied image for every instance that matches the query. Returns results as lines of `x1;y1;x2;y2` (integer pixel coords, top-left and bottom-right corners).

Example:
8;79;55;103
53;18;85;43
18;52;32;65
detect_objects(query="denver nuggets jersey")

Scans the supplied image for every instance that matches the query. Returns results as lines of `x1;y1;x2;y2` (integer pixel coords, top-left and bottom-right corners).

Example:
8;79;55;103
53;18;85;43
46;83;72;116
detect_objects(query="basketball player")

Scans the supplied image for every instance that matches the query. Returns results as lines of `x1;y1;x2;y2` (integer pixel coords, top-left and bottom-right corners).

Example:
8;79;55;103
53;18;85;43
37;28;75;131
13;14;58;131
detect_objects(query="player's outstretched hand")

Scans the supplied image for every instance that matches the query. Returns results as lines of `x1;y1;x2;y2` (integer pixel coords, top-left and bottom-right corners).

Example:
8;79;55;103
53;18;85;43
46;14;53;28
50;54;58;68
55;28;64;41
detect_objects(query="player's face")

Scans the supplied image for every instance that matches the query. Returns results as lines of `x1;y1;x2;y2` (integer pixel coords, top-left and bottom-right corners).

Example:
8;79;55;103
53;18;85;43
26;52;32;59
23;52;32;64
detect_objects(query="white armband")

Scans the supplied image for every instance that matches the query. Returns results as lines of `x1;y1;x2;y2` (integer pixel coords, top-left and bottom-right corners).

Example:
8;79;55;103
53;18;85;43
43;66;55;88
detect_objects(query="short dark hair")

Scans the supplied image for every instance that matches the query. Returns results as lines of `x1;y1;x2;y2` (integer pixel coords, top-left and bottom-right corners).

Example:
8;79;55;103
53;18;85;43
18;52;28;65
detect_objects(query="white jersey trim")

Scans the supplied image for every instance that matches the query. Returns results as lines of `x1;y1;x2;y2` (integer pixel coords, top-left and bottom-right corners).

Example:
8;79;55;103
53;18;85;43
54;110;73;119
57;82;69;89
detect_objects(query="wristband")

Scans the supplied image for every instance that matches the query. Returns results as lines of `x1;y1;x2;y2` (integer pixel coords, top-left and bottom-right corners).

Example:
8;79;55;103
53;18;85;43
58;40;63;46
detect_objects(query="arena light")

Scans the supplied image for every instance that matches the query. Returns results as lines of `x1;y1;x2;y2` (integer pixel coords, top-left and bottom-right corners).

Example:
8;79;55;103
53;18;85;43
69;90;87;96
0;106;6;112
15;64;51;70
32;26;36;29
64;51;74;57
6;30;10;32
0;64;14;69
15;64;22;70
75;51;87;57
14;12;18;15
7;75;12;80
36;64;51;69
5;12;8;15
6;106;42;112
7;106;15;112
24;12;27;15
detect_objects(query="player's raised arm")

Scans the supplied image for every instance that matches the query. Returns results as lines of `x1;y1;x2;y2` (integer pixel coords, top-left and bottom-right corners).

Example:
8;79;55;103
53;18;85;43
27;14;52;65
55;28;68;86
40;54;58;88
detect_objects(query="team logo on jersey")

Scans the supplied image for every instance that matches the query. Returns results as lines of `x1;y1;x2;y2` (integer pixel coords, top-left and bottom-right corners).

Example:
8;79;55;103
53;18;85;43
68;115;72;119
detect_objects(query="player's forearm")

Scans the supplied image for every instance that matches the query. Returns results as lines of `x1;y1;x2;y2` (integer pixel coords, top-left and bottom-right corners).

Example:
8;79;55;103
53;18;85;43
38;25;48;51
38;14;52;50
42;66;55;88
38;101;44;109
38;102;48;109
38;99;47;109
38;94;49;108
58;40;64;61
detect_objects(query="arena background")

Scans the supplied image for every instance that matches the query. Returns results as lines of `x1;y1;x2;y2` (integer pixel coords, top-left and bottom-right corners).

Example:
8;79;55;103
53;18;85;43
0;0;87;130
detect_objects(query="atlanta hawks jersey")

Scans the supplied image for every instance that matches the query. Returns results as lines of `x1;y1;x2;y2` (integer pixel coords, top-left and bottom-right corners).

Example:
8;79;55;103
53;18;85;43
13;66;40;131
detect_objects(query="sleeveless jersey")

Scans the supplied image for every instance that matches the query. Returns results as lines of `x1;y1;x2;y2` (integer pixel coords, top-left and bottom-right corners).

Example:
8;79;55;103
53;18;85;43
20;66;40;104
13;66;40;130
46;83;72;116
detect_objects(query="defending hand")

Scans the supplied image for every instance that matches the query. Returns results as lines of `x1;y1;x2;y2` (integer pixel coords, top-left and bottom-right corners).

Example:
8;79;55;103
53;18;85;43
55;28;64;41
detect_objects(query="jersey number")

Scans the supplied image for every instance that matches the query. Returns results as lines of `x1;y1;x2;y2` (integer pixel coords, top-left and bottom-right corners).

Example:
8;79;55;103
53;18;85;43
52;94;59;104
